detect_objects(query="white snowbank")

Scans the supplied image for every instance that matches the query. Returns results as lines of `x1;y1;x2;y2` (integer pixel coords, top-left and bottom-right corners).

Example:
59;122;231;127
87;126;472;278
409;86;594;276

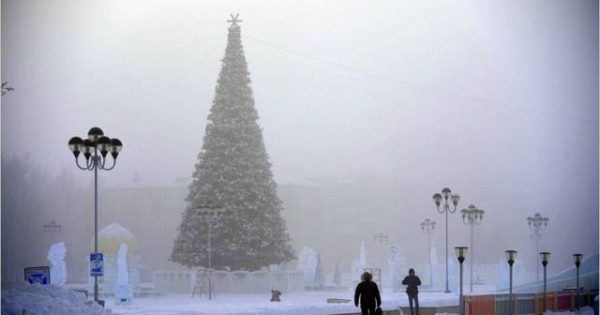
1;284;113;315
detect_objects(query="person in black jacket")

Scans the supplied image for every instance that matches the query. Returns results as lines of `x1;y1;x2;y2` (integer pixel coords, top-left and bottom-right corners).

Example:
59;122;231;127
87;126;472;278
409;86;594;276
402;268;421;315
354;272;382;315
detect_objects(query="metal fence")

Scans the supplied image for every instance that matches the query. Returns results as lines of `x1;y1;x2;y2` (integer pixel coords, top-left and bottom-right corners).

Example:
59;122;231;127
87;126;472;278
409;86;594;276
465;291;596;315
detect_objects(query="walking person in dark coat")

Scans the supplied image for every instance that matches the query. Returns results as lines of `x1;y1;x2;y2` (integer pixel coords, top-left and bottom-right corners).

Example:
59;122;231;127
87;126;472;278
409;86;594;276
402;268;421;315
354;272;382;315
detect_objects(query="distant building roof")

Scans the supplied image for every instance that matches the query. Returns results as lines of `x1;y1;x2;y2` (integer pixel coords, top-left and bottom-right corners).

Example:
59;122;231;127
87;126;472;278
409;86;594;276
96;223;138;254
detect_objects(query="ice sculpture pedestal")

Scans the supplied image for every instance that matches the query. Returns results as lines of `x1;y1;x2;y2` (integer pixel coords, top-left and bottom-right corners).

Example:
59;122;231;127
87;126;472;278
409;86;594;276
114;285;133;305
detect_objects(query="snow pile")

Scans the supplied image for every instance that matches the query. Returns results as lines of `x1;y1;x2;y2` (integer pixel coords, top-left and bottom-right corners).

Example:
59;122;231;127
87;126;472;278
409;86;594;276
1;284;113;315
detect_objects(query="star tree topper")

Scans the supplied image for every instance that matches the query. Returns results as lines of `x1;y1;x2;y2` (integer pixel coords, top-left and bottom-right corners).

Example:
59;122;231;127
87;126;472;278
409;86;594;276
227;14;242;27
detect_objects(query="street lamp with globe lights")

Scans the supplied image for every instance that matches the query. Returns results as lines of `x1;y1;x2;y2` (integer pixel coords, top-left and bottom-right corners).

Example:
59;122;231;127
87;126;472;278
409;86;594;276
505;250;517;315
432;187;460;293
526;213;549;281
198;205;225;300
461;204;484;293
455;246;468;315
573;253;583;310
540;252;551;312
68;127;122;303
420;218;436;288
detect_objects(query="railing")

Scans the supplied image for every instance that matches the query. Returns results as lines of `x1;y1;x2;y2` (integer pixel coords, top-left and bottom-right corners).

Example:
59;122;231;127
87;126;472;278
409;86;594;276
152;270;306;294
464;290;596;315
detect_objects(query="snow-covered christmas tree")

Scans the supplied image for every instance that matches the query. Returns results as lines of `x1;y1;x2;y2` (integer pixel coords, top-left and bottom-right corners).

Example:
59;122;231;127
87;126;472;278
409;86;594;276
171;14;295;271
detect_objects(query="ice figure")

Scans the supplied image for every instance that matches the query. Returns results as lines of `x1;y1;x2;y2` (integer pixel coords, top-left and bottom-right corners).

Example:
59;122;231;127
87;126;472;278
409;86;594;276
313;253;326;285
297;246;314;269
430;240;438;266
117;243;129;285
114;243;132;304
430;240;438;289
448;257;458;292
297;246;317;286
352;241;368;281
386;245;402;290
359;242;367;266
47;242;67;286
496;258;508;289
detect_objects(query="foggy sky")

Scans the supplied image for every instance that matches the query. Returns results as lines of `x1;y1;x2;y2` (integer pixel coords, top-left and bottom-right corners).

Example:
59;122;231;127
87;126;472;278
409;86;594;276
2;0;598;273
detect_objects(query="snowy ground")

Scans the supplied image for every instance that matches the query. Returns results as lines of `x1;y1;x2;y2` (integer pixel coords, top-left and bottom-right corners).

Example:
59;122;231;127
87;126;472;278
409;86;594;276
434;311;596;315
2;285;594;315
1;284;113;315
105;290;597;315
106;290;459;315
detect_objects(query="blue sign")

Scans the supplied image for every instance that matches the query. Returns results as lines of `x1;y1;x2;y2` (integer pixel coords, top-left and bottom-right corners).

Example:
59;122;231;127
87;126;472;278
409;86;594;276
90;253;104;276
24;266;50;285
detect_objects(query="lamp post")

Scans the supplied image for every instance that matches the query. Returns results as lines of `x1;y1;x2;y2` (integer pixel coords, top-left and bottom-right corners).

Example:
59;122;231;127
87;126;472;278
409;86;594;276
527;213;549;281
461;204;484;293
198;206;225;300
42;220;63;259
43;220;63;233
540;252;550;312
373;232;388;269
373;232;388;243
1;82;14;96
573;253;583;310
433;187;460;293
506;250;517;315
420;219;436;288
68;127;122;303
455;246;468;315
43;220;63;246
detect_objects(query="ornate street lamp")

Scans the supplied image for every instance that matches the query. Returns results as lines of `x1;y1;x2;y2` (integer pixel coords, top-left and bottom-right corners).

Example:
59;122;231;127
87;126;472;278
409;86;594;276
573;253;583;310
1;82;14;96
506;250;517;315
420;218;436;288
68;127;122;303
540;252;551;312
373;232;388;271
43;220;63;233
527;213;549;281
455;246;468;315
198;205;225;300
43;220;63;246
433;187;460;293
461;204;484;293
373;232;389;243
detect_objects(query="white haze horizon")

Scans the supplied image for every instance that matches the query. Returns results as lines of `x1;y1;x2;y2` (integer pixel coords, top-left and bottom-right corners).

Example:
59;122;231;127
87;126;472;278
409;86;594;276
2;0;598;282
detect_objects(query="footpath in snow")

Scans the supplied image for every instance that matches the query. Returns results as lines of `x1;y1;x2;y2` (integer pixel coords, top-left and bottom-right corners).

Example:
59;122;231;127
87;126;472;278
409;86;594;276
106;290;457;315
1;285;595;315
105;290;597;315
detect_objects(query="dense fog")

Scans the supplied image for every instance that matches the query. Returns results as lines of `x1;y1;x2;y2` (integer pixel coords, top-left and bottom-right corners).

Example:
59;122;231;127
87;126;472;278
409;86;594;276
2;0;598;289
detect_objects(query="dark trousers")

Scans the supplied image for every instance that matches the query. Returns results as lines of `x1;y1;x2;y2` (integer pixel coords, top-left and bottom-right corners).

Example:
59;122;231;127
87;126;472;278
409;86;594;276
408;295;419;315
361;306;376;315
